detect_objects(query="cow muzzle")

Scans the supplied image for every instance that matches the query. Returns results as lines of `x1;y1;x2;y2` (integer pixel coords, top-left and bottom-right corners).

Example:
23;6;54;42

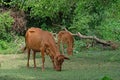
55;67;61;71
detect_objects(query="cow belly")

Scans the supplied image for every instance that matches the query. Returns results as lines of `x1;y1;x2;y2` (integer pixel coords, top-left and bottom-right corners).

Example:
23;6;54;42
29;45;40;51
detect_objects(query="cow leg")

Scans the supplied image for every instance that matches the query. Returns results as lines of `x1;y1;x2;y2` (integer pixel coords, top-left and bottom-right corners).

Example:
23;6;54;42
33;51;36;69
67;48;71;55
27;49;30;68
57;39;60;51
61;43;65;54
58;40;64;54
50;56;56;70
66;42;72;55
67;45;73;55
41;48;45;71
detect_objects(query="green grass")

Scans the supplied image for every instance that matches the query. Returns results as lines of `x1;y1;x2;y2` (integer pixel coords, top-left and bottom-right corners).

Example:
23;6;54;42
0;50;120;80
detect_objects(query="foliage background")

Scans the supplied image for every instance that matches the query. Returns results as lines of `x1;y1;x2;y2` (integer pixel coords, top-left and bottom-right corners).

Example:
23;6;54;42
0;0;120;51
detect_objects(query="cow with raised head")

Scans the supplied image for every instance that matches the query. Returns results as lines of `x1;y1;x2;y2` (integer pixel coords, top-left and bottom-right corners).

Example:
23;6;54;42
57;31;74;55
24;27;69;71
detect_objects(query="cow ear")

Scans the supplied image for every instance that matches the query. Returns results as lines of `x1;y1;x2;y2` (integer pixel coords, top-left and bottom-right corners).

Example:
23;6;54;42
64;56;70;60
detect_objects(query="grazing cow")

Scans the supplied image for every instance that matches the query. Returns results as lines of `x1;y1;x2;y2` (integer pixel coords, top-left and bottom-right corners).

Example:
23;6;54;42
57;31;74;55
24;27;69;71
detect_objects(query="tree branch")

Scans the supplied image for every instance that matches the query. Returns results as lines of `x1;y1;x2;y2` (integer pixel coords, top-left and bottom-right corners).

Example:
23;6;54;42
52;23;118;49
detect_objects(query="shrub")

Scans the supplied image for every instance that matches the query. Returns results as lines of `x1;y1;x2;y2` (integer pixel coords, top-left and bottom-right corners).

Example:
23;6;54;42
101;76;112;80
73;40;86;53
0;40;8;50
97;1;120;41
70;0;120;41
7;0;77;30
0;11;14;41
0;36;25;54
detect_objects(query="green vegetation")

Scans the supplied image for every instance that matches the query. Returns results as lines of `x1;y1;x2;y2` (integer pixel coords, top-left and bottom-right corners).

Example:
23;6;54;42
0;11;14;41
0;0;120;51
0;36;25;54
71;0;120;41
0;11;15;51
0;50;120;80
1;0;120;38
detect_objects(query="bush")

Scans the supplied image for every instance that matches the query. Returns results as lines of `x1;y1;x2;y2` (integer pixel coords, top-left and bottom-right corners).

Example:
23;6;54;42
101;76;112;80
70;0;120;41
0;40;8;50
6;0;77;30
73;40;87;54
0;11;14;41
0;36;25;54
97;1;120;41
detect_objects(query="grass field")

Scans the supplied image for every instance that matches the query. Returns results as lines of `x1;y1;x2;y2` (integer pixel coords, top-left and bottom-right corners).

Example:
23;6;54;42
0;50;120;80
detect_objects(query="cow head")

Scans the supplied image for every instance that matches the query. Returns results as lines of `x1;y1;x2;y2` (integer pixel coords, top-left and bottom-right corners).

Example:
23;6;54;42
54;54;69;71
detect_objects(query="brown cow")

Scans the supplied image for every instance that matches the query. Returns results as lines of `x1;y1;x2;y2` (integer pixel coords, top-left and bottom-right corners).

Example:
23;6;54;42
57;31;74;55
24;27;69;71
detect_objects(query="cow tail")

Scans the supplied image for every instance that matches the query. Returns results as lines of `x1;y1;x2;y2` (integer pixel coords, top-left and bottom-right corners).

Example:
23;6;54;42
22;46;27;53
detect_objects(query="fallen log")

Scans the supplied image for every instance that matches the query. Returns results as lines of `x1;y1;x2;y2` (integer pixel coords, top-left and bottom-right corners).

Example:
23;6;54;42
61;27;118;49
76;32;111;46
52;23;118;50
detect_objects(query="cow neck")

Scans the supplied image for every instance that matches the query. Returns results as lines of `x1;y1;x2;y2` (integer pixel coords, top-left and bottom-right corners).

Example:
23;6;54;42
48;42;60;57
68;42;73;49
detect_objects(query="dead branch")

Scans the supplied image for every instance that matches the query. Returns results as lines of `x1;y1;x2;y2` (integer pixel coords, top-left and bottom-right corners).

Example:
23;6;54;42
76;32;111;46
52;23;118;49
72;32;118;49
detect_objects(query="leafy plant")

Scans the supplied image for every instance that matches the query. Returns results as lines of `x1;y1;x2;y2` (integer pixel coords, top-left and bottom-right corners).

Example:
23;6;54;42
0;11;14;41
70;0;120;41
97;1;120;41
101;76;112;80
0;40;8;50
5;0;77;30
0;35;25;54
